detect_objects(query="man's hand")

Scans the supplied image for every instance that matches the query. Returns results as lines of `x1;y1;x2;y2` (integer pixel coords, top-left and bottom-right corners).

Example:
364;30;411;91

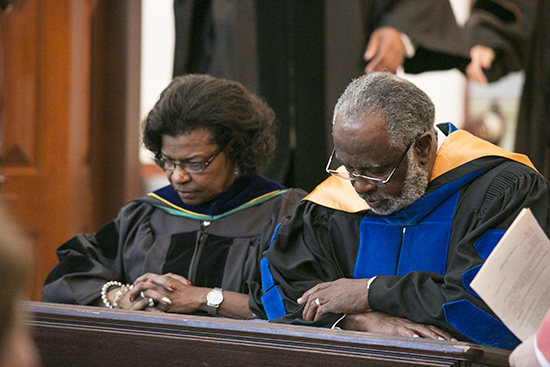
364;27;406;74
341;312;457;341
297;278;371;321
466;45;495;84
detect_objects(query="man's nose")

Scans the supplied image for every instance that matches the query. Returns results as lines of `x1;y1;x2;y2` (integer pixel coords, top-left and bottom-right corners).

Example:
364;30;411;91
352;178;377;195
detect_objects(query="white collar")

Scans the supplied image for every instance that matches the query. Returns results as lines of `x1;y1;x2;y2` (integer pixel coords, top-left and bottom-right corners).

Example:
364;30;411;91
435;125;446;153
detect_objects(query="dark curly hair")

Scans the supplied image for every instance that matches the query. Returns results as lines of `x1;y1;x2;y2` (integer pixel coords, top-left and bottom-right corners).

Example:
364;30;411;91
142;74;277;175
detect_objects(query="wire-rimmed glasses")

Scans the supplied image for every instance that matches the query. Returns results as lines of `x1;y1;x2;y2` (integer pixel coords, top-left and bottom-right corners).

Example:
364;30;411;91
154;144;225;174
325;138;415;187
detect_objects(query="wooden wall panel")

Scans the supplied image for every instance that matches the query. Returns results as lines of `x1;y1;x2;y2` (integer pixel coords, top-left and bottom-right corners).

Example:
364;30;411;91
0;0;141;301
0;1;38;168
1;0;48;301
0;0;95;301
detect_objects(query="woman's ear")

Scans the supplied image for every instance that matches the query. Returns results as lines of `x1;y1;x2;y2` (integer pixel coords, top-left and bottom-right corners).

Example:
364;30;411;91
225;139;236;156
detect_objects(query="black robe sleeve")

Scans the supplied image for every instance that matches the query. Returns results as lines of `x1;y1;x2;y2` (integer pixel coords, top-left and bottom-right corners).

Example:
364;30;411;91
42;201;155;305
41;220;123;305
250;201;364;326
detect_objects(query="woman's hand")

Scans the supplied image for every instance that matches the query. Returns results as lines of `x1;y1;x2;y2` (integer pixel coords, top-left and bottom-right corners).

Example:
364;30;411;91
115;273;253;319
128;272;205;313
106;285;160;311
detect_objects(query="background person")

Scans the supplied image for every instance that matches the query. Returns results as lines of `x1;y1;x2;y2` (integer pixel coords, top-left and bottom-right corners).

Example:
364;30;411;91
0;205;40;367
42;74;306;319
172;0;468;192
252;72;550;349
464;0;550;179
509;307;550;367
360;0;469;75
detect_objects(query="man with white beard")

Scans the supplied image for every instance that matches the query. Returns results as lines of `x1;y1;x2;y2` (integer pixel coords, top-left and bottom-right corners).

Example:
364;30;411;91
249;72;550;351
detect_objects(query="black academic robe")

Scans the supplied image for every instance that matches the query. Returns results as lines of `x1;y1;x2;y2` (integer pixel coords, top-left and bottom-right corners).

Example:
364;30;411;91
250;124;550;350
42;175;306;307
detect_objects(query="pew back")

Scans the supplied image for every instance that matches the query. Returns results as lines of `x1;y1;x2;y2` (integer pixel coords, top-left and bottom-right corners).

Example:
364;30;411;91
26;301;510;367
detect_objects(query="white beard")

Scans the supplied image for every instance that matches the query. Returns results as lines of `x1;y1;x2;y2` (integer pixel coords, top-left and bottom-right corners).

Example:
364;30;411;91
360;152;429;216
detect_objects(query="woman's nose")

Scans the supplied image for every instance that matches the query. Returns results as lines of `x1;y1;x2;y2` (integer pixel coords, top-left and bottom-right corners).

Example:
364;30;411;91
170;166;191;183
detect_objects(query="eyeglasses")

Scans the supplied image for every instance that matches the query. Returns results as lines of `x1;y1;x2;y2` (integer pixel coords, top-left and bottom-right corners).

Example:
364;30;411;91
154;144;225;174
325;138;415;187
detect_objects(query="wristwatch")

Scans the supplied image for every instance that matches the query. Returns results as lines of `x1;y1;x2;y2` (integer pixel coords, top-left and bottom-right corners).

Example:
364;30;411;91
206;287;224;316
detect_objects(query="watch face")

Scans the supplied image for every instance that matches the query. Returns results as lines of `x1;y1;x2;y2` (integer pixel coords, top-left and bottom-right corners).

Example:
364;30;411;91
207;289;223;304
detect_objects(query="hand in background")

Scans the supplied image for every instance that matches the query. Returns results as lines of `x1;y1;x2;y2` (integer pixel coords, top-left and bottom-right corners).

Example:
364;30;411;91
509;334;542;367
364;27;406;74
466;45;495;84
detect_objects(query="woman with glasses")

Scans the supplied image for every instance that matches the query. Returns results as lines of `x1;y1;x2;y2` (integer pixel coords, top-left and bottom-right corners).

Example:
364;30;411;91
42;74;306;319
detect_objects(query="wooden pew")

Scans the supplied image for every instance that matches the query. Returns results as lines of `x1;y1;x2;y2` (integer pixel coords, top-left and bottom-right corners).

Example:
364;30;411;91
25;301;510;366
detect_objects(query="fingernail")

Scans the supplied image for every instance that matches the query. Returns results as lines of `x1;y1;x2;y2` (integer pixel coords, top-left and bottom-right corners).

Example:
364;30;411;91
438;337;444;340
297;297;303;303
412;334;419;338
169;284;177;290
162;297;172;304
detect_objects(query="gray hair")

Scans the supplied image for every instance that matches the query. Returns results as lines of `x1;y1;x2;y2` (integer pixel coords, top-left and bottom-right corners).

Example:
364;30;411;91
333;72;435;149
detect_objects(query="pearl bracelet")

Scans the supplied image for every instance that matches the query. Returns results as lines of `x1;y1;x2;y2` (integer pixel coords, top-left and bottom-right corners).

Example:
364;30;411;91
101;280;123;309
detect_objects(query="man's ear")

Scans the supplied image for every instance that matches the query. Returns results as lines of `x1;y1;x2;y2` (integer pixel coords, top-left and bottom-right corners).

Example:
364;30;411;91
415;132;435;166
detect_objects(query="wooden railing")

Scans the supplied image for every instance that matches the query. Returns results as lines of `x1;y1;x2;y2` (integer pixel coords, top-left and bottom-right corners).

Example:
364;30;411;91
25;301;510;367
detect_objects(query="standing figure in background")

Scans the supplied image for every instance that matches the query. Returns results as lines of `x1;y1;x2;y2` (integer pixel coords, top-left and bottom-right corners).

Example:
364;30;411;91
0;205;40;367
360;0;468;75
172;0;468;191
509;307;550;367
42;74;306;319
465;0;550;178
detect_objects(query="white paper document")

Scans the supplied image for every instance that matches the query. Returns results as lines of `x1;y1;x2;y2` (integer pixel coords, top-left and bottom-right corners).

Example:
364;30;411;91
470;208;550;341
